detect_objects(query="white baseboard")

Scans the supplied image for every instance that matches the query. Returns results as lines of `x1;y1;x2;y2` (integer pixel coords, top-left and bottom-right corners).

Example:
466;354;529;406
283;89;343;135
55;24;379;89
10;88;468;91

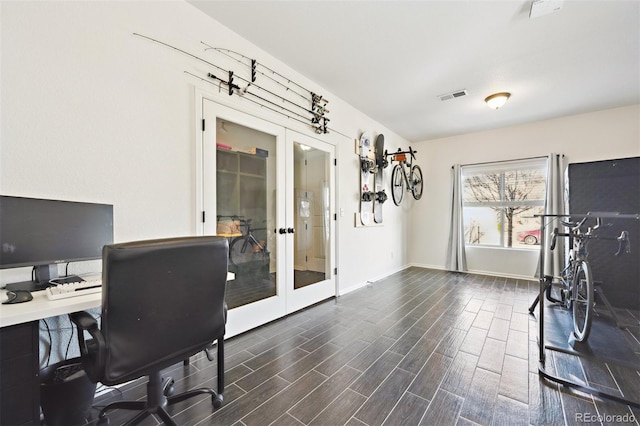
338;262;537;299
408;262;537;281
337;264;411;296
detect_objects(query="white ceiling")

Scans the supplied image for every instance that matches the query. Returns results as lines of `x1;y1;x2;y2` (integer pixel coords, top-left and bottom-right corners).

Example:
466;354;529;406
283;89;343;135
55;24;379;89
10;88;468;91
188;1;640;142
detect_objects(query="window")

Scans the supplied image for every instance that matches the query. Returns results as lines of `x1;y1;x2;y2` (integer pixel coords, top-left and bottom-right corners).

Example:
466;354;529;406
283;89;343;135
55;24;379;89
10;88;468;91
462;158;547;248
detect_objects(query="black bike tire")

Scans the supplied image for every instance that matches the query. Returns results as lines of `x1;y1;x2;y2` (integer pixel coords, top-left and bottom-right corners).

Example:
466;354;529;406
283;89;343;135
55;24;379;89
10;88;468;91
411;165;424;200
228;237;245;267
572;261;593;342
391;164;404;206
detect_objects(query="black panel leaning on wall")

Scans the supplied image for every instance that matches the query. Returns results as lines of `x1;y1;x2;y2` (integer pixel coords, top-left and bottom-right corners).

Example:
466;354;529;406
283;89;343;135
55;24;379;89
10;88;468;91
568;157;640;309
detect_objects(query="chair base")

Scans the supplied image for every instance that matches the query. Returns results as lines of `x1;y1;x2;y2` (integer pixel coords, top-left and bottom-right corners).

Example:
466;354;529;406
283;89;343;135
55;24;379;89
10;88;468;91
99;371;223;426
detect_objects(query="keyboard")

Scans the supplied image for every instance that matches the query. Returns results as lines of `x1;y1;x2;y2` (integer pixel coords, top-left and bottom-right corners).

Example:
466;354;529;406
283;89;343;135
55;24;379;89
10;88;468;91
46;280;102;301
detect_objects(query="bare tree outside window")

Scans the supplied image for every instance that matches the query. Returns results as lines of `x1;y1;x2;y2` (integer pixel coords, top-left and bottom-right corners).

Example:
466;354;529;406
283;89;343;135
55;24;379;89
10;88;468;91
462;160;547;248
465;219;484;244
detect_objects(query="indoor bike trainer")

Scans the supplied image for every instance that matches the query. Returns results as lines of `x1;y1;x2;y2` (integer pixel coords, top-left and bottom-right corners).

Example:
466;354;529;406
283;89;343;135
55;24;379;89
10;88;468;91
531;212;640;409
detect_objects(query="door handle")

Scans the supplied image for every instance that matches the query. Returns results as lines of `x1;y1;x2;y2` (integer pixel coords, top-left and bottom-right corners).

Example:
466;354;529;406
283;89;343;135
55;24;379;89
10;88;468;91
287;228;295;234
278;228;287;234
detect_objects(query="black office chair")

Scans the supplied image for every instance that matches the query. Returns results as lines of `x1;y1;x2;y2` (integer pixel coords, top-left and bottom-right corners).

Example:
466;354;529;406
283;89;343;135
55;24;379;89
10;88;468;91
70;236;228;426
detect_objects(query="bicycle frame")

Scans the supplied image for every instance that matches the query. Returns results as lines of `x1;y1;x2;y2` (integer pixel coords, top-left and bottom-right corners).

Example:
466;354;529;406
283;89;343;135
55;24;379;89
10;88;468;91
545;215;631;342
548;221;587;298
398;160;414;188
237;232;265;254
545;217;596;341
387;147;423;205
224;216;270;267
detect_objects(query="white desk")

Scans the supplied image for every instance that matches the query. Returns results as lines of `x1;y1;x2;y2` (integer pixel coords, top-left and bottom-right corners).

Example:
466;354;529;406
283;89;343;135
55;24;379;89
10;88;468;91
0;272;235;328
0;289;101;328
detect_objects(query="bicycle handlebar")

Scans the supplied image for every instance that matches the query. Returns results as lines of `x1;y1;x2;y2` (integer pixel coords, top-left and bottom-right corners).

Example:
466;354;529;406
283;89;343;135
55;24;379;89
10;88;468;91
560;216;588;229
551;217;631;257
550;228;558;251
550;228;573;250
386;146;417;160
615;231;631;256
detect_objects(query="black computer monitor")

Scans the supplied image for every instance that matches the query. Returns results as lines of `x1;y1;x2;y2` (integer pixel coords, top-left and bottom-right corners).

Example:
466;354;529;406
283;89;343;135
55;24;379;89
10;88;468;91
0;195;114;291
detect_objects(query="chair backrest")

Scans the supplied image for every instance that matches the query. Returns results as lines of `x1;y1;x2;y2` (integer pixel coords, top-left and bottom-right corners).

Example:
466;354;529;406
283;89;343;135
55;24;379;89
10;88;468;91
100;236;228;384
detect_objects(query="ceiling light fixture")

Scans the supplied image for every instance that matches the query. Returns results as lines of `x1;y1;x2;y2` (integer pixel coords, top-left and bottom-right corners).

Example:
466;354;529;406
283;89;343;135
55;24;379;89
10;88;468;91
484;92;511;110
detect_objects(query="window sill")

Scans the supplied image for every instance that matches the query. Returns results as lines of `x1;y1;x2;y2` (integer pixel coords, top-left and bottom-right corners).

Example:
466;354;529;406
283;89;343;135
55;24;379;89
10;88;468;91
465;245;540;252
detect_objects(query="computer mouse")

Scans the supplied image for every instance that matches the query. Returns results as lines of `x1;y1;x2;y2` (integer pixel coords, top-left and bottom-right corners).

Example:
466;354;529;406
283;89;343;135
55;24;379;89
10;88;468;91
2;290;33;304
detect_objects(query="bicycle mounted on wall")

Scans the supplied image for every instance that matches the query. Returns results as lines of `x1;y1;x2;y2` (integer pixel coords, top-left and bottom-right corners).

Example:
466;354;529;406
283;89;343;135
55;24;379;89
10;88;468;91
385;147;423;206
532;211;640;408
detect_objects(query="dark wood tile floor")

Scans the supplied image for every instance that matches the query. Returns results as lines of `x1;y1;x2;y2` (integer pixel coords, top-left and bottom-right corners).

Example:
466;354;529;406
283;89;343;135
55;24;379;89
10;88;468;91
90;267;640;425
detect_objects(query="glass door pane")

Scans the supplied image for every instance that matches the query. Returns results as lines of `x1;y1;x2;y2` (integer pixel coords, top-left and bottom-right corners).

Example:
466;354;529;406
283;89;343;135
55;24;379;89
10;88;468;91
294;143;330;288
286;130;335;313
215;118;276;309
201;99;287;337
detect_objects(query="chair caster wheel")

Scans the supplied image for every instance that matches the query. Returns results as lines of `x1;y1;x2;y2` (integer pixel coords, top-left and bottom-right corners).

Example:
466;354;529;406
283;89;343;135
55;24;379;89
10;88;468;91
212;394;223;409
165;384;175;396
163;377;175;396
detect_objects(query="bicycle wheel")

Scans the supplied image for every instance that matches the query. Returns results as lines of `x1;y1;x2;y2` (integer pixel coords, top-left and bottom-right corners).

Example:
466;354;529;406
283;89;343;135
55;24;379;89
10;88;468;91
410;165;423;200
391;164;404;206
572;260;594;342
230;236;269;267
228;237;247;267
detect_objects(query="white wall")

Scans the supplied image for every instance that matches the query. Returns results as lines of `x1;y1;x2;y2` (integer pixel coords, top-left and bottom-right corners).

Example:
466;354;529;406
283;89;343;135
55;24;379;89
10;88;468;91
0;1;410;294
409;104;640;279
4;1;635;304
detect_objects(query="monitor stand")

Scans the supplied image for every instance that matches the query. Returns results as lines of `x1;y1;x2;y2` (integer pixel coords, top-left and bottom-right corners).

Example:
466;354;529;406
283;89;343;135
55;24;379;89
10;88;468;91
4;275;84;292
4;264;58;292
4;264;84;292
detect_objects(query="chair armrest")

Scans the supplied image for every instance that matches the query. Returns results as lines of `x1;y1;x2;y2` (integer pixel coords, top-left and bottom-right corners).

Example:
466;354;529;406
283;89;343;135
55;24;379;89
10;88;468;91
69;311;98;330
69;311;105;382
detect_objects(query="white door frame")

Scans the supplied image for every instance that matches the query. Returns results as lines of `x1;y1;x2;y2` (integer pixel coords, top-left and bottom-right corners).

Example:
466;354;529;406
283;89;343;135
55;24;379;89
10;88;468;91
198;99;286;337
195;90;339;337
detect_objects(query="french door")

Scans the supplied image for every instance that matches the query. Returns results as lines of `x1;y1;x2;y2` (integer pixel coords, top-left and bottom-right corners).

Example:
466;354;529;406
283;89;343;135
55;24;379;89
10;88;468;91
286;130;336;313
199;99;335;337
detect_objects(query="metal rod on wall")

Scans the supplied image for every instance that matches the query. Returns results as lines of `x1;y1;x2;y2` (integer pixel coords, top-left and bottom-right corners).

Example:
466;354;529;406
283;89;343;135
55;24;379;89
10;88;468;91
134;33;333;135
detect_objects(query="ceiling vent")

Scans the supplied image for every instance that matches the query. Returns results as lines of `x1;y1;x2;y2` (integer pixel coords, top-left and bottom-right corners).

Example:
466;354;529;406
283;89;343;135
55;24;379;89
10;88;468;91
529;0;563;19
438;89;468;101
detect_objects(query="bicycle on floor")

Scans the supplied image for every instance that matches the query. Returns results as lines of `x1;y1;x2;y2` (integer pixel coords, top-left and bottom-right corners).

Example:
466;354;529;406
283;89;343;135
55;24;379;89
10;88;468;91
386;147;423;206
228;217;269;267
533;215;630;342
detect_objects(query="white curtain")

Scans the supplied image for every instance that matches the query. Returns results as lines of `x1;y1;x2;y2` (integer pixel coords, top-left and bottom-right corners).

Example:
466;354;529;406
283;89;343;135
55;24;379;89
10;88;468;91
541;153;565;277
446;164;467;272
